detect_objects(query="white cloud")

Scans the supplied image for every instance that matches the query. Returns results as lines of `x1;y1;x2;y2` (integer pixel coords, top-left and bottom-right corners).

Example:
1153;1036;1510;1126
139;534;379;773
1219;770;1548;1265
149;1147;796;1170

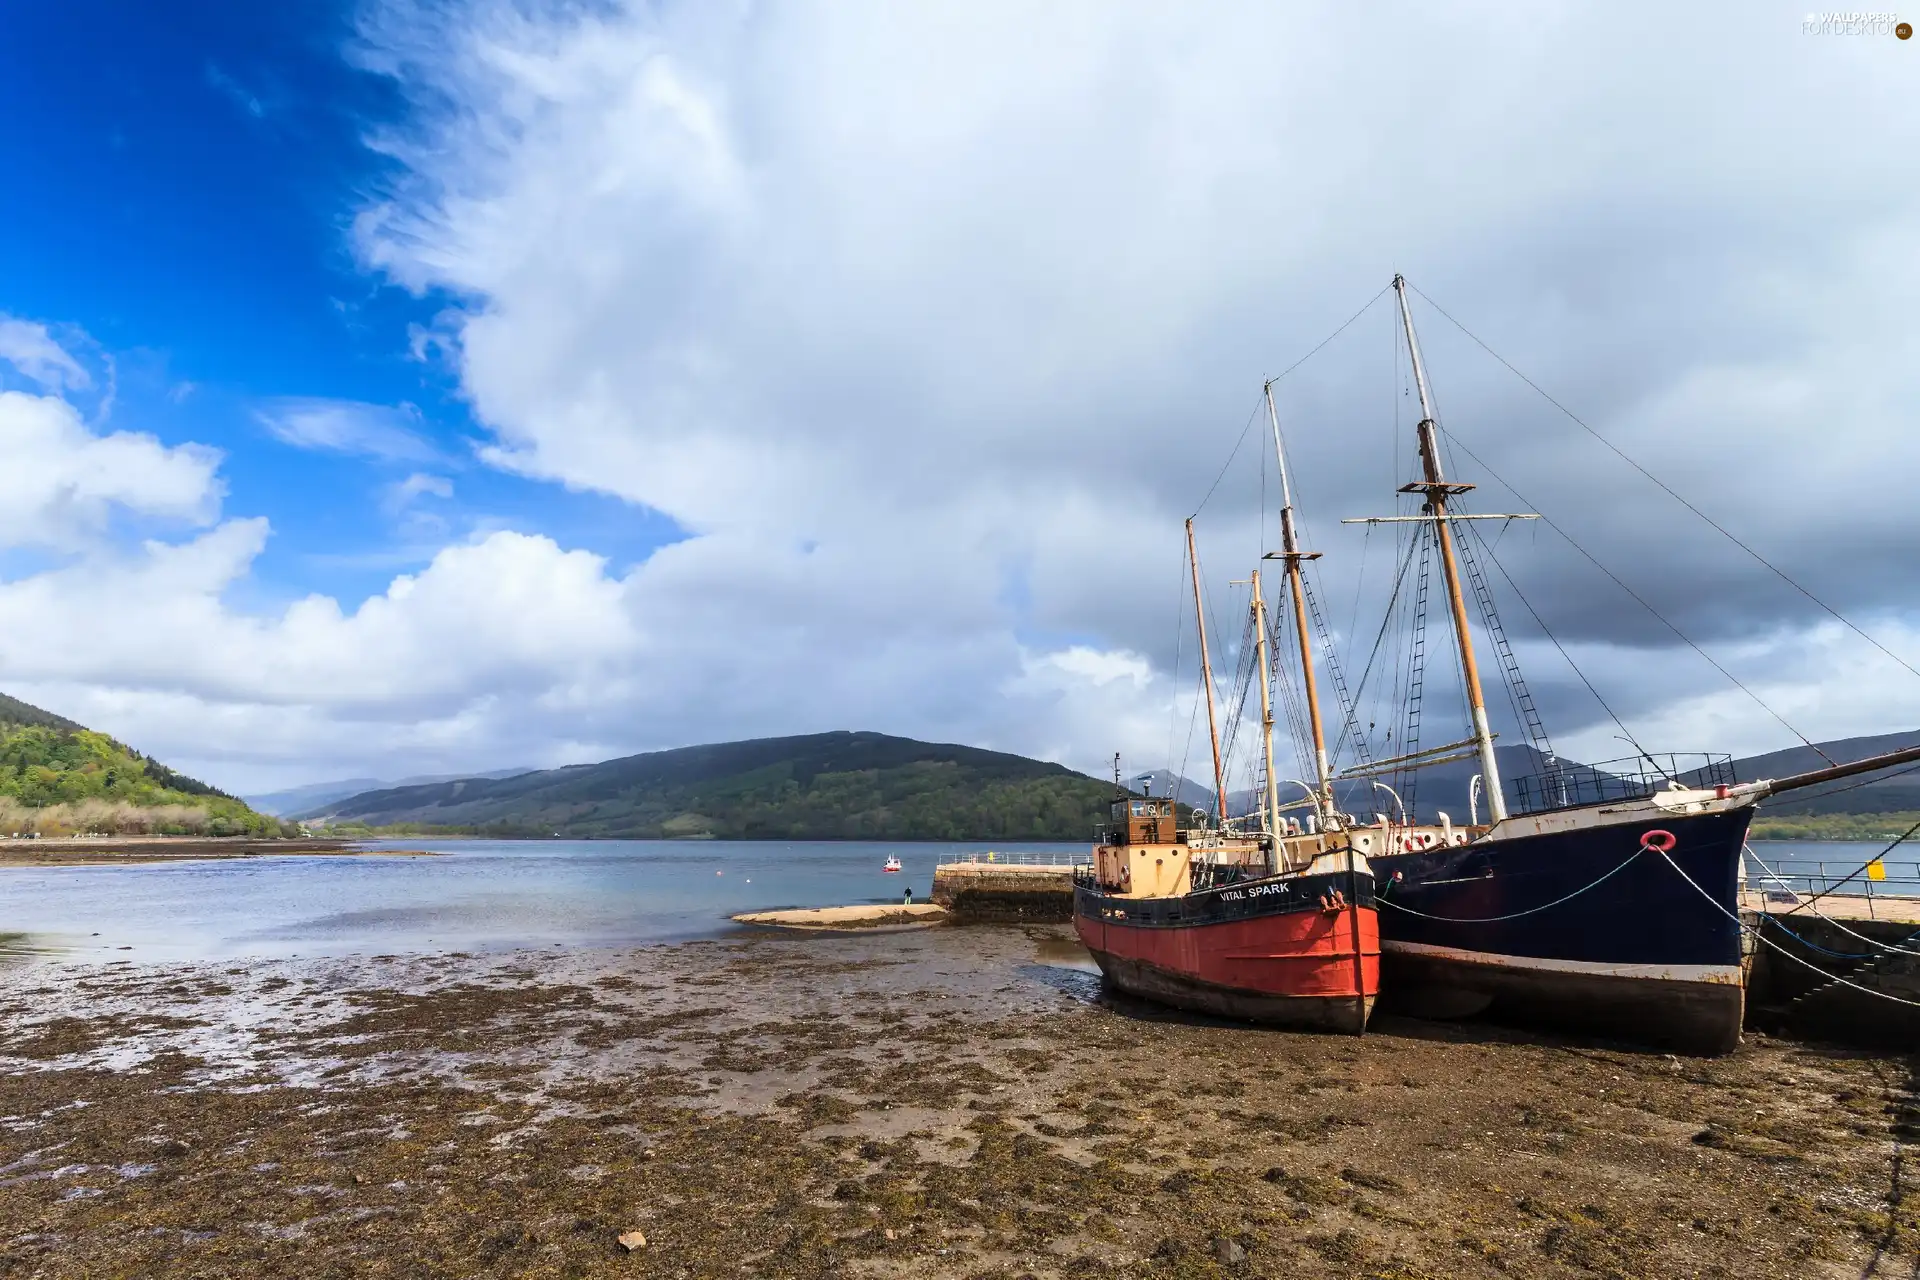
254;396;441;463
0;389;223;550
0;316;92;392
6;1;1920;797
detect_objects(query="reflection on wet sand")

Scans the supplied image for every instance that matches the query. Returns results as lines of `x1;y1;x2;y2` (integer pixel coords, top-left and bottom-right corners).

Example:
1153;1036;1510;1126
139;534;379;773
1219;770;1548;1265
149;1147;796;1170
1;923;1911;1277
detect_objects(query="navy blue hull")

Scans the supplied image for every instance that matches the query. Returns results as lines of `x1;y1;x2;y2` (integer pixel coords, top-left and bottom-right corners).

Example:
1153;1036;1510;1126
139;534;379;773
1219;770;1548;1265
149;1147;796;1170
1370;806;1752;1054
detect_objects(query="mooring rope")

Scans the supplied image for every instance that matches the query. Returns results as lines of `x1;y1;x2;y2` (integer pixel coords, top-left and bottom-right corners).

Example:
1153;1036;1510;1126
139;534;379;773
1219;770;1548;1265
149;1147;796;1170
1655;844;1920;1010
1743;844;1920;957
1374;842;1649;924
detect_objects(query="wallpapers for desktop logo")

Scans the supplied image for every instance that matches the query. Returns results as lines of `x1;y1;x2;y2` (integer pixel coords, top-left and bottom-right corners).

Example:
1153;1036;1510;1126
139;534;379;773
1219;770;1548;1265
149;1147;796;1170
1802;10;1912;36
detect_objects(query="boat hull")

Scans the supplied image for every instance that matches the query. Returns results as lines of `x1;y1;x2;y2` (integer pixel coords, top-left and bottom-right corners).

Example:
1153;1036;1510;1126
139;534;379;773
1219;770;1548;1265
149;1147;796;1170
1370;805;1751;1055
1073;865;1378;1034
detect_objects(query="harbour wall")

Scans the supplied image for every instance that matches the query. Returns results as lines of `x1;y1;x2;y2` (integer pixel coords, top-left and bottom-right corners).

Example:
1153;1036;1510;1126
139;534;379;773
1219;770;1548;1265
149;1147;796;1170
930;862;1076;923
1745;905;1920;1047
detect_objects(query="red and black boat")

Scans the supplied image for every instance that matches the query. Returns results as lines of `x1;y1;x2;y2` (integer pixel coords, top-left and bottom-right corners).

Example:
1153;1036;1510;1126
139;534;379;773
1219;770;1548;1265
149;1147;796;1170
1072;792;1378;1033
1072;499;1379;1033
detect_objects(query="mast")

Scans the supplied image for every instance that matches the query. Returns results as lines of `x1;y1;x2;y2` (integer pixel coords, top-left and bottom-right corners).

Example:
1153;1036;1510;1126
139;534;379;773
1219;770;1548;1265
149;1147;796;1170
1262;381;1335;827
1392;274;1507;823
1186;519;1229;822
1250;570;1282;858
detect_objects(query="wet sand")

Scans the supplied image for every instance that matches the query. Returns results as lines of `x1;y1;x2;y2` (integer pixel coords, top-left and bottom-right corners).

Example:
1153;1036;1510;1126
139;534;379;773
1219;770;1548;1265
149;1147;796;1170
733;904;949;930
1;925;1914;1278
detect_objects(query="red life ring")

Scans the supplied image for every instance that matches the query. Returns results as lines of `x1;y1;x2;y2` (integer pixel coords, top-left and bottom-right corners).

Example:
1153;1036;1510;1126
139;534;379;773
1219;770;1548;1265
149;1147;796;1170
1640;829;1676;853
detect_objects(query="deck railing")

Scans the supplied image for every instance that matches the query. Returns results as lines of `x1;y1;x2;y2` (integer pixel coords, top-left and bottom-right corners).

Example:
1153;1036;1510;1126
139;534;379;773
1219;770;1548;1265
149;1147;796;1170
1510;753;1737;816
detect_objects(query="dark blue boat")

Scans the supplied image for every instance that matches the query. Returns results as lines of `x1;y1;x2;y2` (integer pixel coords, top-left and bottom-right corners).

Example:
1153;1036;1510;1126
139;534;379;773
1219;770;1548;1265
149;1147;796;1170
1369;802;1751;1054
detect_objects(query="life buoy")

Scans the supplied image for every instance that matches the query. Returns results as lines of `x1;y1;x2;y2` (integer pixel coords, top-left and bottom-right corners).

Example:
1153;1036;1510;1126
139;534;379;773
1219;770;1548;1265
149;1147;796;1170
1639;829;1677;853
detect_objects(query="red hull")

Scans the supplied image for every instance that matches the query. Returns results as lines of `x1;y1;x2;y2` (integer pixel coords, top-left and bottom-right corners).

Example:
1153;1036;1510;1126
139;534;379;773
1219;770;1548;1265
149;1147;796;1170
1075;904;1380;1033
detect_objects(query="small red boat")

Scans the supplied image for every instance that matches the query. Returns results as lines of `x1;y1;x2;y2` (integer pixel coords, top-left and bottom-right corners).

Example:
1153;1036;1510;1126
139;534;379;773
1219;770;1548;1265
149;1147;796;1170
1073;795;1378;1033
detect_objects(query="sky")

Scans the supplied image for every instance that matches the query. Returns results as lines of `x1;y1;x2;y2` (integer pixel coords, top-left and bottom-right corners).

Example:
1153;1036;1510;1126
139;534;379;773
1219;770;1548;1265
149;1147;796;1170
1;1;1917;798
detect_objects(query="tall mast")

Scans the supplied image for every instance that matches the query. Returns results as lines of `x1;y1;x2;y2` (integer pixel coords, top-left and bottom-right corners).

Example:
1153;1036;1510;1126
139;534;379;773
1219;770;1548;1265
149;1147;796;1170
1262;381;1335;828
1392;274;1507;823
1250;570;1282;855
1186;519;1229;822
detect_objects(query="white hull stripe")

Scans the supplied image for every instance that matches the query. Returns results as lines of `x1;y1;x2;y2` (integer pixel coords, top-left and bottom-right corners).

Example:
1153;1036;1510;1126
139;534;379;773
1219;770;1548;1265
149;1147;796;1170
1382;939;1744;986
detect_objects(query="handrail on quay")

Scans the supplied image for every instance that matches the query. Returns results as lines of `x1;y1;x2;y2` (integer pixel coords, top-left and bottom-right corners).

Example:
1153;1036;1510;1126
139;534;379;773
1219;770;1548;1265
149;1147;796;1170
1745;853;1920;921
936;851;1089;869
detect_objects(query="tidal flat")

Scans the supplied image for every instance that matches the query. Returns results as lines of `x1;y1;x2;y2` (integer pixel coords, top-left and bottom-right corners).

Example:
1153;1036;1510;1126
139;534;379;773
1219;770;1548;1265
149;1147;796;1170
1;926;1914;1279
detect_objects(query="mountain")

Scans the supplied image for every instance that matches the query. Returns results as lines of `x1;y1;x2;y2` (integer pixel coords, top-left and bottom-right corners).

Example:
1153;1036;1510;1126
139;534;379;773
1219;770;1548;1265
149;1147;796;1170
1731;730;1920;816
301;730;1130;840
0;691;288;836
248;768;535;817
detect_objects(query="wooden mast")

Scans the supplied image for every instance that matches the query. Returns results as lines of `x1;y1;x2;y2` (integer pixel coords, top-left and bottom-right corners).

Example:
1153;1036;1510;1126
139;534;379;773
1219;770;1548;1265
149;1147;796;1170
1262;380;1335;829
1392;274;1508;823
1186;518;1229;822
1250;570;1282;861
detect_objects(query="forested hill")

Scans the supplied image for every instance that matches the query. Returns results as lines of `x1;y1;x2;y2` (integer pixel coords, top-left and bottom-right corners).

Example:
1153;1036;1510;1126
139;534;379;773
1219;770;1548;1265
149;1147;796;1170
0;692;287;837
304;731;1132;840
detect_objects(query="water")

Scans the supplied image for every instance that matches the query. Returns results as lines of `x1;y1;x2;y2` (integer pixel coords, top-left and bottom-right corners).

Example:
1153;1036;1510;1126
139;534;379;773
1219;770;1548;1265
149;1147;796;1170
4;837;1903;967
0;839;1082;965
1745;840;1920;898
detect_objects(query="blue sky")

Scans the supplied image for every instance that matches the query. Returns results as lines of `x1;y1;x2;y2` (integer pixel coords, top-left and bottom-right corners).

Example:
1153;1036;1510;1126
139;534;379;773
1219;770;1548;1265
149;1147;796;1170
0;0;680;614
1;3;1916;796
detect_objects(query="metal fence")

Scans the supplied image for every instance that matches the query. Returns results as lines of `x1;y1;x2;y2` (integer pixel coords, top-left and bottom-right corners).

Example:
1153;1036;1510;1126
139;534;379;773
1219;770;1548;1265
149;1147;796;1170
935;851;1089;868
1745;851;1920;908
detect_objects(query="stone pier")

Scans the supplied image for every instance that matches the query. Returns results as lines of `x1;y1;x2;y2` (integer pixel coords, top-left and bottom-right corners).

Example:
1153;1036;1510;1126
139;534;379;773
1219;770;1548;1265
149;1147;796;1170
930;860;1079;922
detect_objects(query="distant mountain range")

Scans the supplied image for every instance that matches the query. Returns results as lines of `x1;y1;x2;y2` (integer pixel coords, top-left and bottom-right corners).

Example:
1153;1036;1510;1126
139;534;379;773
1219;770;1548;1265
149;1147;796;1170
246;768;535;817
298;731;1130;840
288;725;1920;841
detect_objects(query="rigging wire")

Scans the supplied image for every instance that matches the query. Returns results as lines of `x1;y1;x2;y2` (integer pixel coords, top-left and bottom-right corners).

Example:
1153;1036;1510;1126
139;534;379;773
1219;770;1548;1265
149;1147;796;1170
1466;520;1649;755
1408;282;1920;689
1436;430;1834;763
1167;535;1201;809
1769;758;1920;809
1774;815;1920;916
1744;845;1920;955
1348;529;1423;746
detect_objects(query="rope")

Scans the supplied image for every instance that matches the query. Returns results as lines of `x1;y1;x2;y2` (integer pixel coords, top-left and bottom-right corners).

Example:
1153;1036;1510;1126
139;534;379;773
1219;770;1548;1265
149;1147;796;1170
1655;846;1920;1010
1777;815;1920;916
1408;281;1920;690
1743;845;1920;956
1375;843;1649;923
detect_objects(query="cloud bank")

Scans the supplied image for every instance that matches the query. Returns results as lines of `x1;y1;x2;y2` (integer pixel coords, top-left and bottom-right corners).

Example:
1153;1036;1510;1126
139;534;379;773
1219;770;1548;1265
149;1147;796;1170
4;2;1918;794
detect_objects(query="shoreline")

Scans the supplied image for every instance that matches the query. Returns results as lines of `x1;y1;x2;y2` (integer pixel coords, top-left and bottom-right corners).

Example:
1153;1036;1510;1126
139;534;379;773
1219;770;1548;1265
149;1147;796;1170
0;837;437;868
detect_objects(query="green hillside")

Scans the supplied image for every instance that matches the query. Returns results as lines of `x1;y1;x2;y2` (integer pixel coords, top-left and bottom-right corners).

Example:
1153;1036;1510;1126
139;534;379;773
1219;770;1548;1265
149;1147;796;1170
0;694;289;837
308;730;1135;840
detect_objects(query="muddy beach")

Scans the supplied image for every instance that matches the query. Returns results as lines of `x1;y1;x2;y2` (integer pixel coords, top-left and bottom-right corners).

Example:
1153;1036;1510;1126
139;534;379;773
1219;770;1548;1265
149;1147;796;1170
1;925;1914;1279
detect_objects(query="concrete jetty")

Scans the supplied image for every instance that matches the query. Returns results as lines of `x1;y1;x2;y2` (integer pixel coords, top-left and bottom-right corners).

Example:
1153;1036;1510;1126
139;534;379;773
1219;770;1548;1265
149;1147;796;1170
930;858;1078;922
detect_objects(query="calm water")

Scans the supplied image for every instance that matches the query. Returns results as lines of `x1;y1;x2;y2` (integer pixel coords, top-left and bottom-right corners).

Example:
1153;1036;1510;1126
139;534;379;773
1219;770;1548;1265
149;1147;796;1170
0;839;1082;965
0;837;1906;967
